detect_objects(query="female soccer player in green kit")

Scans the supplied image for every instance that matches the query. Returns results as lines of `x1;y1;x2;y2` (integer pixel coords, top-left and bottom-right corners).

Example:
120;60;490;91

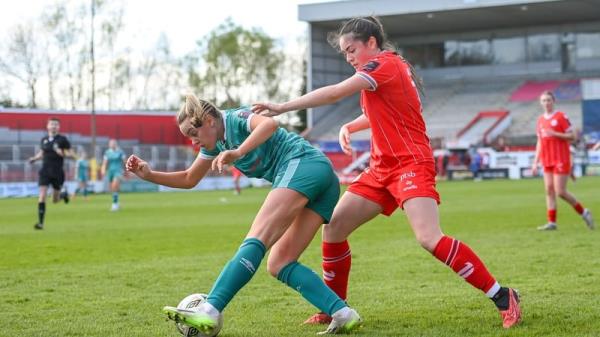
101;139;126;211
126;94;361;335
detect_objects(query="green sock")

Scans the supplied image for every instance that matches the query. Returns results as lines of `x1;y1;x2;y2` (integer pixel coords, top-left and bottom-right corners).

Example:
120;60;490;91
207;238;265;311
277;261;346;316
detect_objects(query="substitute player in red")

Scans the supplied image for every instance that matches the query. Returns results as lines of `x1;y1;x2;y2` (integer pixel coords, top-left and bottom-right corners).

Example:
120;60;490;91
253;16;521;329
532;91;594;230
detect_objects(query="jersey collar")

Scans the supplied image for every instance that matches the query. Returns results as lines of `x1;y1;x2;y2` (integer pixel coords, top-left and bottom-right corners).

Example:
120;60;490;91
543;111;557;120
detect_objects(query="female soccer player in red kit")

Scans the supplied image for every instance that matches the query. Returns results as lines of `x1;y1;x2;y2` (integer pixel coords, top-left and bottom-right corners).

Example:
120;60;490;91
532;91;594;230
253;16;521;329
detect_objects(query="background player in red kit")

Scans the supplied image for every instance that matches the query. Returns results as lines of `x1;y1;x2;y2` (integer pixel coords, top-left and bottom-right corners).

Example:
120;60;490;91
253;16;521;329
532;91;594;231
229;166;243;195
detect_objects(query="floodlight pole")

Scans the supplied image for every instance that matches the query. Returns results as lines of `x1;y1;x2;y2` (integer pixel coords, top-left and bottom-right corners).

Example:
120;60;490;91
90;0;97;159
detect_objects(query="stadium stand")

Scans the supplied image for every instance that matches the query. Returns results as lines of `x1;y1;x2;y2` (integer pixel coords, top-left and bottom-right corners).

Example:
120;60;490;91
0;109;202;182
510;79;581;102
0;109;188;145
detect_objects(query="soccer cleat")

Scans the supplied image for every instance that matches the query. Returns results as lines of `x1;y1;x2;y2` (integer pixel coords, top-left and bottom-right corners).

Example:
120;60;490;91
304;312;332;325
537;222;557;231
582;209;595;230
499;288;521;329
60;191;70;204
163;306;220;336
34;223;44;230
317;307;362;335
111;203;120;212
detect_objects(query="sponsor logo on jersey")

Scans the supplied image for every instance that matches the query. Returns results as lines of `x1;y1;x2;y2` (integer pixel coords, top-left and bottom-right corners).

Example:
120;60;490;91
403;184;418;192
400;171;416;182
551;119;558;127
362;61;380;73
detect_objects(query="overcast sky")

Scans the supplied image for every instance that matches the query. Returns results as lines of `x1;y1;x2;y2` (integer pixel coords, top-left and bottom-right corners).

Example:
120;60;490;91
0;0;333;56
0;0;336;105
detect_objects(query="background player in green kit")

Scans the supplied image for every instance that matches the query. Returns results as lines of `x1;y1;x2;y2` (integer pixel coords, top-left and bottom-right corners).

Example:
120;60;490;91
101;139;126;211
72;149;90;200
126;94;362;335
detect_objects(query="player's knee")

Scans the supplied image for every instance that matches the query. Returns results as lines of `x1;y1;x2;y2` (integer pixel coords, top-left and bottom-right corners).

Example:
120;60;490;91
322;218;347;241
414;231;441;252
557;189;569;199
266;255;289;278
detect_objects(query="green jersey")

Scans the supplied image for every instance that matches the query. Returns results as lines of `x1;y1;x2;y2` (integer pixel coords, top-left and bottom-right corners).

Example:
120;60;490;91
200;107;320;182
76;159;89;180
104;148;125;172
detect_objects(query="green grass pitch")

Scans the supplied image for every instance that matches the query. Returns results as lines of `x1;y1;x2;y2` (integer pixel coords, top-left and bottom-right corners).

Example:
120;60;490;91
1;177;599;337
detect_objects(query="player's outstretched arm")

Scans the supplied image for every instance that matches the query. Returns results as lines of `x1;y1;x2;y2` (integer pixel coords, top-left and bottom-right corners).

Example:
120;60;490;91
252;74;370;116
126;154;211;189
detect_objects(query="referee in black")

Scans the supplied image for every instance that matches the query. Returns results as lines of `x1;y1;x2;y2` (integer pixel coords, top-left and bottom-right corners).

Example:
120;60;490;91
28;117;75;230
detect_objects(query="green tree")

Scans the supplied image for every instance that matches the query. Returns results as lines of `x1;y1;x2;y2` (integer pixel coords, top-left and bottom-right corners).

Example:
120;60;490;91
188;18;285;108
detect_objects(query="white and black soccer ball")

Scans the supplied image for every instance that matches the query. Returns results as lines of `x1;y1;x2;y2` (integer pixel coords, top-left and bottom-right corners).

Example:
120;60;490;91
175;293;222;337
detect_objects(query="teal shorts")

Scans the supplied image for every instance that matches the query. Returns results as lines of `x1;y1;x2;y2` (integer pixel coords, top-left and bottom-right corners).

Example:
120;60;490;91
272;154;340;223
77;173;88;183
106;169;123;182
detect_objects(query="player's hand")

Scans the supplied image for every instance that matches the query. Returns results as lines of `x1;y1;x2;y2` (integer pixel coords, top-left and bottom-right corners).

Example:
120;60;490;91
212;150;241;173
251;102;284;117
338;125;353;155
531;165;538;176
28;157;36;164
126;155;151;179
541;128;557;138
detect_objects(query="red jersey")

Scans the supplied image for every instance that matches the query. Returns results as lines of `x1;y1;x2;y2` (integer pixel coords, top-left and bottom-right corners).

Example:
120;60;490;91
356;51;433;180
536;111;572;167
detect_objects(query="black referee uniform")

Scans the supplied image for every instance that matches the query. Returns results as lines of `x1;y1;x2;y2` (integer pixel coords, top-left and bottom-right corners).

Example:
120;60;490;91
35;134;71;229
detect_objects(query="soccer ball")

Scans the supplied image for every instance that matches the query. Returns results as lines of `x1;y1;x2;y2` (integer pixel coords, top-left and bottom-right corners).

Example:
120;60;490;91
175;293;222;337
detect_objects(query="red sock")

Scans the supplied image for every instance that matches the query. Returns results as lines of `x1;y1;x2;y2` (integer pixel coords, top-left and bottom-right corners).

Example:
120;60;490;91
573;203;584;215
322;241;351;300
433;236;498;295
548;209;557;223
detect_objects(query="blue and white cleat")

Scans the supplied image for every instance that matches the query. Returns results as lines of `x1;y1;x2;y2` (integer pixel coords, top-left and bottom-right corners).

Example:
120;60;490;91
317;307;362;335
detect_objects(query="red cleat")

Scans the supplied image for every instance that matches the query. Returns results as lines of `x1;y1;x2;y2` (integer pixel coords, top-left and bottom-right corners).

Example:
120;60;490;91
303;312;332;325
499;288;521;328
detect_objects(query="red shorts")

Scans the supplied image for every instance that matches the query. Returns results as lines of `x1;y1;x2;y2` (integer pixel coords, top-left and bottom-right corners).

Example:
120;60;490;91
347;163;440;216
543;161;571;175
